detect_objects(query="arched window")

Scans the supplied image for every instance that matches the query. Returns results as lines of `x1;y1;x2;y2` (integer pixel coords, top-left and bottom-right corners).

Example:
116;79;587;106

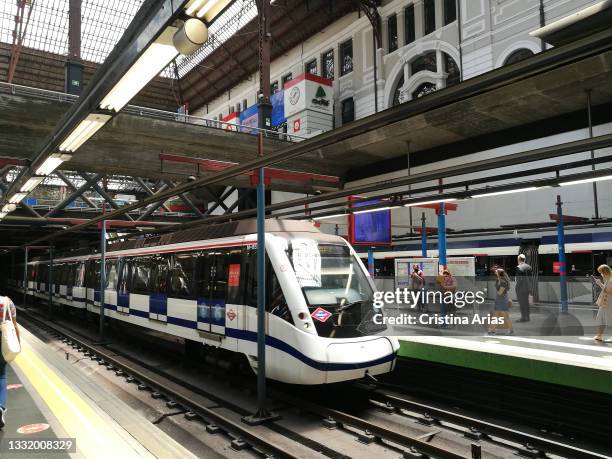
412;82;437;99
410;51;436;74
443;53;460;86
504;48;534;66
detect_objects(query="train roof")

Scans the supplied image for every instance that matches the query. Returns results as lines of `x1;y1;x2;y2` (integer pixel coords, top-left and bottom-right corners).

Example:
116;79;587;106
30;218;321;262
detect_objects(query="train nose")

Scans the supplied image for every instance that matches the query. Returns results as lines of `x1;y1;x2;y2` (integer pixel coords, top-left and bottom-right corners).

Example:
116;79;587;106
325;337;396;384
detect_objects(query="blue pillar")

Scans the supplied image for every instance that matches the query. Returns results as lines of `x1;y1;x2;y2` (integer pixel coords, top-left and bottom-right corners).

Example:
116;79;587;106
99;218;106;340
421;212;427;258
368;248;375;276
22;247;28;307
556;195;568;313
437;203;447;269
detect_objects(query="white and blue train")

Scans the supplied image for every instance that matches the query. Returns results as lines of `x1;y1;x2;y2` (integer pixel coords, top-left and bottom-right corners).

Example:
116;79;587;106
15;219;398;385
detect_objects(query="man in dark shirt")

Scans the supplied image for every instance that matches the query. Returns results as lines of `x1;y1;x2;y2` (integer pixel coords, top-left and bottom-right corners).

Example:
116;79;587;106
515;254;533;322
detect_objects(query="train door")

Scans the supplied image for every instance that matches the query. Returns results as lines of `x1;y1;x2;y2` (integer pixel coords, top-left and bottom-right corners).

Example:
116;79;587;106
196;249;228;335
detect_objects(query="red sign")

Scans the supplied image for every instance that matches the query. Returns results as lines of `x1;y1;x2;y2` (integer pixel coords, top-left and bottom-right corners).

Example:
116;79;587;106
553;262;564;273
7;383;23;390
228;264;241;287
311;307;332;323
17;423;50;434
226;308;237;321
293;119;301;132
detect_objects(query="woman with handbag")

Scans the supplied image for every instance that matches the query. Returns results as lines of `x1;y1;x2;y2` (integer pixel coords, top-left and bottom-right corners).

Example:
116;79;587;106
593;265;612;342
0;295;20;430
488;269;514;335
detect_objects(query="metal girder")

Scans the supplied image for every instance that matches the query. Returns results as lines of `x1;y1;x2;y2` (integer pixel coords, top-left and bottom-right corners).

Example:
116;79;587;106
205;186;236;215
55;170;98;210
0;181;41;218
135;177;172;213
164;180;205;218
45;173;103;218
137;183;170;221
201;186;229;211
80;172;134;221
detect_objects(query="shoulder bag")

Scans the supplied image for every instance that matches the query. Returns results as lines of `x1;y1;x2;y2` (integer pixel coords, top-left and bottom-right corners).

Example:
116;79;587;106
1;299;21;362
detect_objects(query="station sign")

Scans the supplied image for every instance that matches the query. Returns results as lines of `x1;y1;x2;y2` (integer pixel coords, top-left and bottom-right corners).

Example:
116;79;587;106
284;73;333;117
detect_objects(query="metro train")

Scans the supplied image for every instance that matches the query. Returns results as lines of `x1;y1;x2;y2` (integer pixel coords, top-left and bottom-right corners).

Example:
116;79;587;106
10;219;398;385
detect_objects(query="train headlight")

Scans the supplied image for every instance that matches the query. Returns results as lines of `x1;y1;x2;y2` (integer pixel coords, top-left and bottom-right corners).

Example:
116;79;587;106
303;323;310;329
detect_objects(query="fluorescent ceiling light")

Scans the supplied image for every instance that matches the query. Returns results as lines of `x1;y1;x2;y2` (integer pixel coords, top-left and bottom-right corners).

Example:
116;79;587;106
99;27;179;112
313;214;346;220
186;0;230;21
2;204;16;213
35;153;72;176
20;176;45;193
404;198;457;207
559;175;612;186
9;193;27;204
0;212;7;219
471;187;539;198
353;206;396;215
59;114;111;152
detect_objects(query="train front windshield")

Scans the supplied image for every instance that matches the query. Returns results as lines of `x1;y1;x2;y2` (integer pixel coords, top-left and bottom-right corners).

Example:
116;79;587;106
289;239;385;338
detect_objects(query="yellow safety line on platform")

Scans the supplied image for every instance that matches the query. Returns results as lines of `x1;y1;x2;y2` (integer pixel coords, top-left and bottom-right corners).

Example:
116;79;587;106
14;344;152;459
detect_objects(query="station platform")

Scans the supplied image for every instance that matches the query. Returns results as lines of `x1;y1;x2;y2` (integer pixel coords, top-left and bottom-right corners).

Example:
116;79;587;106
1;327;197;459
398;334;612;395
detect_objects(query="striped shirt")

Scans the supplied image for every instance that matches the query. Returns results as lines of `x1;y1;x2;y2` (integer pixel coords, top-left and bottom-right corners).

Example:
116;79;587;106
0;296;17;321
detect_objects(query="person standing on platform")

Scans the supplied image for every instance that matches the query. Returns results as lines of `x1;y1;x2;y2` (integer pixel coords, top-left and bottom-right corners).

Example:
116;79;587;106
410;264;425;311
515;254;533;322
593;264;612;342
0;295;19;429
489;269;514;335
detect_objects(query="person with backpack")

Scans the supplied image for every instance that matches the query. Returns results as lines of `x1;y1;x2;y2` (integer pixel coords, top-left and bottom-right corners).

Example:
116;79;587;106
0;295;20;430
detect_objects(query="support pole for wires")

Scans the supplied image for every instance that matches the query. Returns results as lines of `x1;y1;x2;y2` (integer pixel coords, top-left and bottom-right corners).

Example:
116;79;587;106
421;213;427;258
556;195;568;314
243;0;279;426
48;246;54;319
99;207;107;341
22;247;28;308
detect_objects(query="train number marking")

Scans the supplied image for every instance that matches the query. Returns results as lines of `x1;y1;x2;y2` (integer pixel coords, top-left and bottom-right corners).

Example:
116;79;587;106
311;307;332;323
226;309;237;321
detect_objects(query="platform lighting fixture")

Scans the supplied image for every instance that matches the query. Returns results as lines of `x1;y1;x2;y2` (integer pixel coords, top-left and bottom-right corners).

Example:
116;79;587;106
59;114;111;152
313;213;347;220
8;193;27;204
353;206;397;215
20;176;45;193
471;187;540;198
404;198;458;207
185;0;231;20
0;212;7;219
99;27;179;112
1;204;16;213
35;153;73;176
559;174;612;186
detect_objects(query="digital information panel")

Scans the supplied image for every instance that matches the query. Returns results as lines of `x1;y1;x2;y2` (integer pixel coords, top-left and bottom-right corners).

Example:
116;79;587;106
349;199;392;245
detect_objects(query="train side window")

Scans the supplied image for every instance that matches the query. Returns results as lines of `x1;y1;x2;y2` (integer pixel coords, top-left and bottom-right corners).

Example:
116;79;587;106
106;259;118;290
196;251;212;298
87;260;101;289
131;257;153;294
210;250;228;301
268;269;293;324
75;263;85;287
118;258;131;293
152;255;170;294
243;249;257;307
170;252;197;299
67;263;77;286
226;248;243;304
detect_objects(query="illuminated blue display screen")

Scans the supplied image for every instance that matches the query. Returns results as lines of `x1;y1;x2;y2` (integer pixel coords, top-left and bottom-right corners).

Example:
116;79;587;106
352;200;391;244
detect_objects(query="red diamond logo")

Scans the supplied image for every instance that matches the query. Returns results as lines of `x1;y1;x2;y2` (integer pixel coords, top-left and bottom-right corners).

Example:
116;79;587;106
311;307;332;323
226;309;237;321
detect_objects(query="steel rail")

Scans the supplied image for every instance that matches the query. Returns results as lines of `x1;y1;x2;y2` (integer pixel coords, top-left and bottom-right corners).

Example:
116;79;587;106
273;391;466;459
371;391;608;459
16;309;302;459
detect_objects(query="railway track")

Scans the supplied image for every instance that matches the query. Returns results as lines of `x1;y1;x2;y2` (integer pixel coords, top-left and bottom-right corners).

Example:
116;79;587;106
17;305;611;459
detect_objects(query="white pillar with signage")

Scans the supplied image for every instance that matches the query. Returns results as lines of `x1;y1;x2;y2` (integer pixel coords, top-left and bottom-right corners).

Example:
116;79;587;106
284;73;334;139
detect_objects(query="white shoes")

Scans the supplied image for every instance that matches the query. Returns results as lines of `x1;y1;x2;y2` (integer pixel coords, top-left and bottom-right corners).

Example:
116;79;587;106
0;407;6;429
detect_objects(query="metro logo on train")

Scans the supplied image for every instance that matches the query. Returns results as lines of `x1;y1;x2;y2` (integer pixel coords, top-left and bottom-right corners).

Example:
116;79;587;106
311;307;332;323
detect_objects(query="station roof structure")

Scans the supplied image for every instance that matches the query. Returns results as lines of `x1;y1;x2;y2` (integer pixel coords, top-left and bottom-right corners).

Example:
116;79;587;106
0;1;611;251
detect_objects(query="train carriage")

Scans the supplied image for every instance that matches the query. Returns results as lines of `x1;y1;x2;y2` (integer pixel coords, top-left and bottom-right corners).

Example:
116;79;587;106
19;219;399;385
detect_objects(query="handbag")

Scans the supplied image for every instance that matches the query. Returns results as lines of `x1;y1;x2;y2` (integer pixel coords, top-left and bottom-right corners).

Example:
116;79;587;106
1;298;21;362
